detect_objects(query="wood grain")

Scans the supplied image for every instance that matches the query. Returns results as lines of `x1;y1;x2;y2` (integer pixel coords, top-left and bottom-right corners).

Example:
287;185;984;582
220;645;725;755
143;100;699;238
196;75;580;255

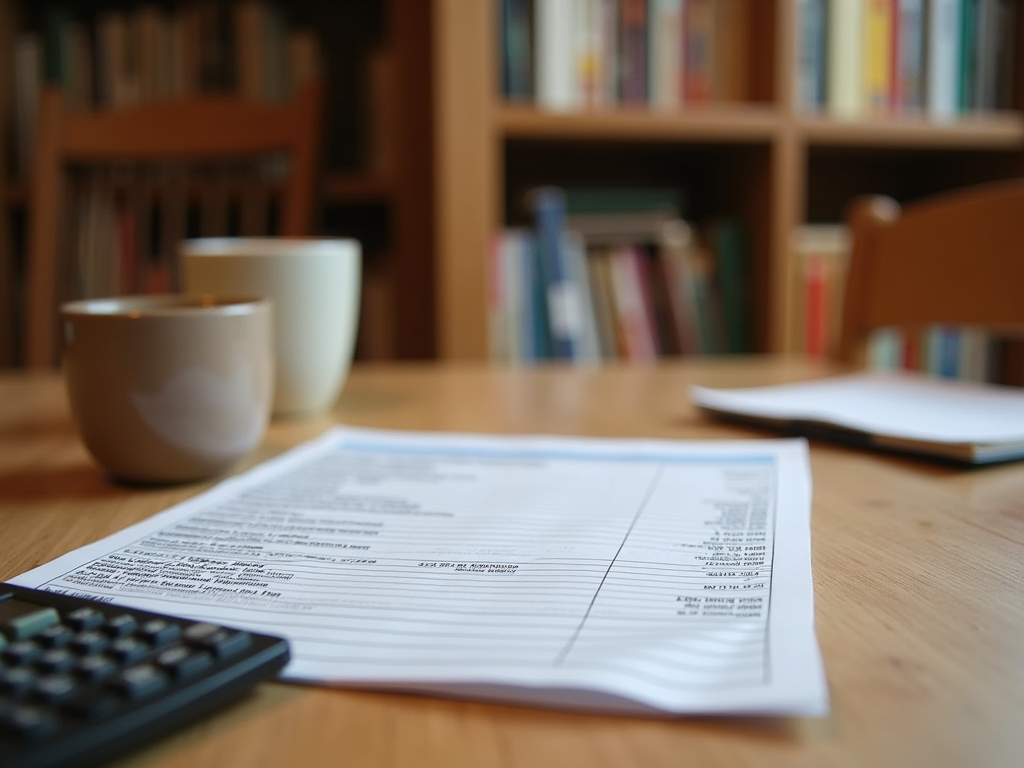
1;360;1022;768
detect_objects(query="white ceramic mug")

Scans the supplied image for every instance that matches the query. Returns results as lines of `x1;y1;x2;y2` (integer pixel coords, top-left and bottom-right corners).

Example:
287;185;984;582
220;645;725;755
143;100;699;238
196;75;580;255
181;237;361;418
61;294;273;484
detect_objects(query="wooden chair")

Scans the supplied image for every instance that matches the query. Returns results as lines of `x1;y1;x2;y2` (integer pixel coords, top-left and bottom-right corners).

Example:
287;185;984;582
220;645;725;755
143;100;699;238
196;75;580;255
24;83;323;368
839;178;1024;366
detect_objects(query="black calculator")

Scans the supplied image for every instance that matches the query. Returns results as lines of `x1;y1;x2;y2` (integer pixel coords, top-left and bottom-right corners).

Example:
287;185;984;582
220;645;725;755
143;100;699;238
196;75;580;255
0;583;290;768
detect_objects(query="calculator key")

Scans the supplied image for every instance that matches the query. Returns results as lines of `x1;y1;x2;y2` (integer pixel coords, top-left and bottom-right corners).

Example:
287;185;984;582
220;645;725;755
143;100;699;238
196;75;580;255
35;624;74;649
109;637;150;665
109;664;169;700
31;674;77;703
65;607;105;632
103;614;138;638
138;618;182;648
75;655;117;684
0;666;36;696
1;606;59;641
183;623;251;658
154;645;213;679
2;640;43;666
35;648;76;675
70;630;109;655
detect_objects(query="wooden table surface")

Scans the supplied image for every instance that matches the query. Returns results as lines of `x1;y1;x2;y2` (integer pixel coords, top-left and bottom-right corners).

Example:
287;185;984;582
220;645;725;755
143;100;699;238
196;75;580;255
1;359;1022;768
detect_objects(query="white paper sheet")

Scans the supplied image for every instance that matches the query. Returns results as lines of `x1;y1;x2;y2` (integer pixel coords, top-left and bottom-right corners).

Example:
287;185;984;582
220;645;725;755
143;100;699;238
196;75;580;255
692;371;1024;444
13;427;827;716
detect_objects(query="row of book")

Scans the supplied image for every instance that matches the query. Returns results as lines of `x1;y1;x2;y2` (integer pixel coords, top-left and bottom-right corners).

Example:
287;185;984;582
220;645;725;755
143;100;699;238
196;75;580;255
791;223;1018;383
10;0;322;178
798;0;1017;119
501;0;752;111
488;186;753;364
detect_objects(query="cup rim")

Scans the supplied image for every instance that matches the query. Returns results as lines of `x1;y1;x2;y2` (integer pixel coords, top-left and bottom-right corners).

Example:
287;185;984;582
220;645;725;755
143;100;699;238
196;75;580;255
60;294;270;318
181;237;360;258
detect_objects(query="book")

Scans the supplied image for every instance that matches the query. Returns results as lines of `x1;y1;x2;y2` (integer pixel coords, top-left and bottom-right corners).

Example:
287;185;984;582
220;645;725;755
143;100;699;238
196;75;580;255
791;224;851;358
619;0;649;105
608;244;659;362
709;218;750;354
586;246;626;359
534;0;580;111
647;0;683;110
501;0;534;101
828;0;866;117
892;0;926;113
863;0;895;114
530;187;581;360
796;0;828;111
683;0;715;104
926;0;963;120
658;219;703;355
692;371;1024;464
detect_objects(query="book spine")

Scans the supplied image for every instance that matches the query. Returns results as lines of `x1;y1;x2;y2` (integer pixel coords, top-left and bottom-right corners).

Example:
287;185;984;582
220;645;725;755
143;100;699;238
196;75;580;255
828;0;865;117
864;0;895;115
893;0;926;113
609;245;659;361
796;0;827;111
959;0;978;111
926;0;963;120
804;253;827;358
648;0;683;110
535;0;580;110
683;0;714;104
711;219;750;354
563;231;603;362
502;0;535;101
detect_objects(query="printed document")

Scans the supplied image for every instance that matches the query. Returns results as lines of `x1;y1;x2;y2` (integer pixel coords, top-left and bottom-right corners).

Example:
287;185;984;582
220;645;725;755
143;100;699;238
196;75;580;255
692;371;1024;463
13;427;827;716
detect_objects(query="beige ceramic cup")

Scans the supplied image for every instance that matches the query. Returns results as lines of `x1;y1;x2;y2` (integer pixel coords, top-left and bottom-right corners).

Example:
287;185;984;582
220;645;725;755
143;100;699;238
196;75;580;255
60;294;273;484
180;238;361;418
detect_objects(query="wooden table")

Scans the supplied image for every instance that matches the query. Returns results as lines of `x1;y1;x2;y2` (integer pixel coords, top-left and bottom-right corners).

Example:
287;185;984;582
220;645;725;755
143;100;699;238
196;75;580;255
2;359;1022;768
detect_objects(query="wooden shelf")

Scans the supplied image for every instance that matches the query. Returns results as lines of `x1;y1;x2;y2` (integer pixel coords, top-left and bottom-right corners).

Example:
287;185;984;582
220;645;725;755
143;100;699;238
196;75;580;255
497;103;782;143
797;112;1024;149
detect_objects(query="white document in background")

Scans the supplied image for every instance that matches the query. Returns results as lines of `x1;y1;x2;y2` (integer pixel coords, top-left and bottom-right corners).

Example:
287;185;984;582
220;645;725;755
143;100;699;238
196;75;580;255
13;427;827;716
691;371;1024;463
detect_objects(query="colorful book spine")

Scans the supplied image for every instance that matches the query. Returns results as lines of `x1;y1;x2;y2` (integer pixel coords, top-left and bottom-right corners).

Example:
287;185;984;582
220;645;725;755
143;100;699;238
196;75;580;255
864;0;895;114
619;0;649;104
683;0;714;104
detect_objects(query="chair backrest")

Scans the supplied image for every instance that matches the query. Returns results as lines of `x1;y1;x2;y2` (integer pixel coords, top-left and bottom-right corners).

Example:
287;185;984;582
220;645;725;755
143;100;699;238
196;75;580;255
24;83;323;368
839;178;1024;365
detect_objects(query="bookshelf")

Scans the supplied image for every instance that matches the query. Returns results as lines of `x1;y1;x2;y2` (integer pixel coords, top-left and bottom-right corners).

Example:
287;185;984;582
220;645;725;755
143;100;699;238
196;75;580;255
432;0;1024;360
0;0;436;367
4;1;1024;368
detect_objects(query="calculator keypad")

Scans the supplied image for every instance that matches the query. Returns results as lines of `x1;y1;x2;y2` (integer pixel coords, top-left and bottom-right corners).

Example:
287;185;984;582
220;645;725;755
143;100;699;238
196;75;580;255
0;584;289;768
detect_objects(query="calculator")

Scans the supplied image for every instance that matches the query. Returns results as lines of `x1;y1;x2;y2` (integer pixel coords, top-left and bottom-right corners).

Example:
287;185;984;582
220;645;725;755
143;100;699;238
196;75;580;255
0;583;290;768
